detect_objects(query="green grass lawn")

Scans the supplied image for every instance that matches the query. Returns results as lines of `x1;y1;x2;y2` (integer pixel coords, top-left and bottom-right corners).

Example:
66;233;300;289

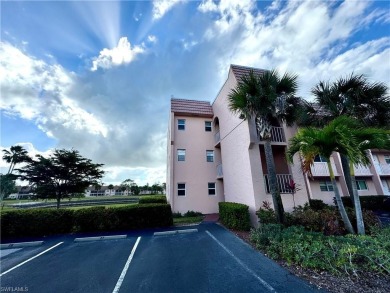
173;216;204;225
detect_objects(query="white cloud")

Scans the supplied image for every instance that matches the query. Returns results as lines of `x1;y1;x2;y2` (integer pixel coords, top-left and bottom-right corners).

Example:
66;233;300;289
91;37;144;71
0;42;108;136
148;35;157;43
152;0;182;20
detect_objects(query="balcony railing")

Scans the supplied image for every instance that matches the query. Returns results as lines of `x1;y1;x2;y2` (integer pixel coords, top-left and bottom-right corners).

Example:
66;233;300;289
375;163;390;175
270;127;286;143
310;162;338;176
353;164;372;176
217;164;223;178
264;174;293;194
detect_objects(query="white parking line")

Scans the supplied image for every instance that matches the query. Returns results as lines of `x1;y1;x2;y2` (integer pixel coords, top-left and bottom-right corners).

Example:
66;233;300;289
112;236;141;293
205;231;276;292
0;242;64;276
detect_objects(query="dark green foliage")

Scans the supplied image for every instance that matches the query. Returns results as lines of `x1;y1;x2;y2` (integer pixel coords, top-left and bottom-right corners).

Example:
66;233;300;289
1;204;173;238
138;195;167;204
219;202;251;231
183;210;202;217
250;225;390;276
341;196;390;211
256;201;277;224
309;199;328;211
1;209;74;238
172;212;182;218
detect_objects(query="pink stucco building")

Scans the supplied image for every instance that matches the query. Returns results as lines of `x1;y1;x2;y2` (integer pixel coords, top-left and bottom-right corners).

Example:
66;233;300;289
166;65;390;226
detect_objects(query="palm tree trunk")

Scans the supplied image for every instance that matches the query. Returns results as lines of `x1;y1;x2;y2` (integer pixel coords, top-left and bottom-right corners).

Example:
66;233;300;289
264;139;284;223
340;154;354;200
349;160;365;235
327;160;355;234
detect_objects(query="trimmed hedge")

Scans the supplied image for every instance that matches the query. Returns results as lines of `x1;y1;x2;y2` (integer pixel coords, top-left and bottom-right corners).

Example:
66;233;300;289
219;202;250;231
341;195;390;211
1;204;173;239
138;195;167;204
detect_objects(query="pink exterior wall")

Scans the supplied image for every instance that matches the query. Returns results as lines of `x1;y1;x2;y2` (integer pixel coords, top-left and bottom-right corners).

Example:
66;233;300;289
169;114;224;214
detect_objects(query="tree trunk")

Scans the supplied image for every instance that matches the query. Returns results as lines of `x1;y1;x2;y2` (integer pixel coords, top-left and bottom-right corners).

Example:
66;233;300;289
264;139;285;223
349;160;365;235
327;160;355;234
340;154;354;199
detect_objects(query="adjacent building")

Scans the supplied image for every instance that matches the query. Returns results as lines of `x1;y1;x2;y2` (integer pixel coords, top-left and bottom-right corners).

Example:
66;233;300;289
166;64;390;226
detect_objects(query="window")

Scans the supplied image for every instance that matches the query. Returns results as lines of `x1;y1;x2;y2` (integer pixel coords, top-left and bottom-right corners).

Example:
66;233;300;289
314;155;327;162
178;119;185;130
319;181;334;192
177;149;186;161
178;183;186;196
205;121;212;132
208;182;216;195
356;180;368;191
385;155;390;164
206;150;214;162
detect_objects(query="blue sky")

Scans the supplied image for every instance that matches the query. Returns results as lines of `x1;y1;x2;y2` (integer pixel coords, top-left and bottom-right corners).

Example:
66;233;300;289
1;0;389;186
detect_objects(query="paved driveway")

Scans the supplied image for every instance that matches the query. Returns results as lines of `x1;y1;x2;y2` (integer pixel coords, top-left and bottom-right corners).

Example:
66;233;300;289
0;223;325;293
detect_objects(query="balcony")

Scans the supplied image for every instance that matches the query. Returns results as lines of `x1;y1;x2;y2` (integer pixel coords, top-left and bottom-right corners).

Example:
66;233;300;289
310;162;339;177
353;164;372;176
270;127;286;143
375;163;390;175
264;174;293;194
217;163;223;179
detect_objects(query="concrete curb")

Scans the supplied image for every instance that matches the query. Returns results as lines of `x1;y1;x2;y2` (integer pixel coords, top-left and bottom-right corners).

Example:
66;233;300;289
74;235;127;242
0;241;44;249
154;229;198;236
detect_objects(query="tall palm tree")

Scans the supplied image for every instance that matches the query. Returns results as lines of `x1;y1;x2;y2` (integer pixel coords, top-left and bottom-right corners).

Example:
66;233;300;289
2;145;31;174
287;117;360;234
299;74;389;234
228;69;299;223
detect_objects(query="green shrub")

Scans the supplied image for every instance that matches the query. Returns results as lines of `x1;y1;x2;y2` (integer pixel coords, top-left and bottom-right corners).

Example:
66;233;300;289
309;199;329;211
172;212;182;218
184;210;203;217
1;209;74;238
250;224;390;276
219;202;250;231
341;195;390;211
138;195;167;204
1;204;173;238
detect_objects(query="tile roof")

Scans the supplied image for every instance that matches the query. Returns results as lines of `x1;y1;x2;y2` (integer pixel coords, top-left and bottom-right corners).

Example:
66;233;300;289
231;64;266;82
171;98;213;117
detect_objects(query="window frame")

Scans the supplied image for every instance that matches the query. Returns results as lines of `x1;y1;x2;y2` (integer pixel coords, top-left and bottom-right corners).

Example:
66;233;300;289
205;121;212;132
178;119;186;131
356;180;368;191
384;155;390;164
206;150;214;162
314;155;327;162
177;149;186;161
319;181;334;192
208;182;216;196
177;183;186;196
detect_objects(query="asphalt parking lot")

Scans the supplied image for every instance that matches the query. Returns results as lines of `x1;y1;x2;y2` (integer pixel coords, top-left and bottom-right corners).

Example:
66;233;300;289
0;223;324;293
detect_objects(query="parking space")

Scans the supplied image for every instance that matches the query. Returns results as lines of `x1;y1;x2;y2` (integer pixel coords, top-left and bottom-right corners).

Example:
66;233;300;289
0;224;323;293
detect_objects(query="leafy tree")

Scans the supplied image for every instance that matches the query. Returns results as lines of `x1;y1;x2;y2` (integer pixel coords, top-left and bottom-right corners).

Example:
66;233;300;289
108;184;114;190
299;74;390;234
120;178;135;195
228;69;300;223
286;116;389;234
17;149;104;208
2;145;31;174
0;173;17;208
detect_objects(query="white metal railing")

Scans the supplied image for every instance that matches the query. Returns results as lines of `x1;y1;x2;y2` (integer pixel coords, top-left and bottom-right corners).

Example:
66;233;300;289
217;164;223;178
270;127;286;142
310;162;338;176
375;163;390;175
354;164;372;176
214;131;221;144
263;174;292;194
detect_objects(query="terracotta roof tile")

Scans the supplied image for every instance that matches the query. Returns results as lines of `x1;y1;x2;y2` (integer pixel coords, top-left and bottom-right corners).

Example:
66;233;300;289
231;64;266;82
171;98;213;117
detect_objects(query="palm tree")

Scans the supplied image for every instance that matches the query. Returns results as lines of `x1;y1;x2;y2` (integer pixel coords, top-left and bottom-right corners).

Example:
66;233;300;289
300;74;389;234
228;69;299;223
2;145;31;174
